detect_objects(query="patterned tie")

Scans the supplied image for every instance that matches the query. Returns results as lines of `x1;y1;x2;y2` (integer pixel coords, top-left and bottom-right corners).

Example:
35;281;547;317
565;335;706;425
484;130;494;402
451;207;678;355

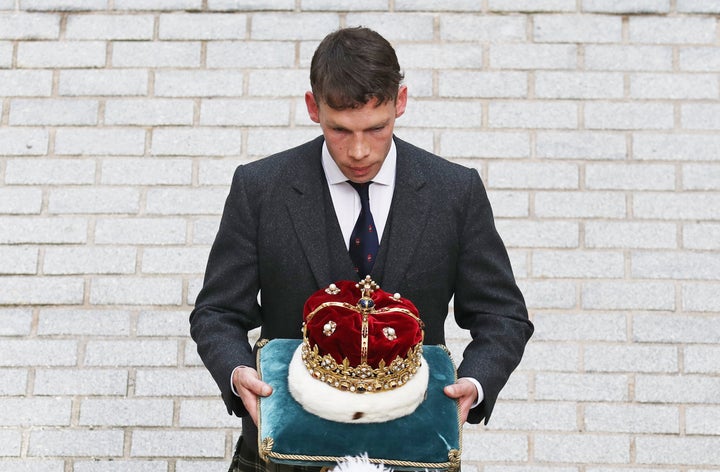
348;181;379;277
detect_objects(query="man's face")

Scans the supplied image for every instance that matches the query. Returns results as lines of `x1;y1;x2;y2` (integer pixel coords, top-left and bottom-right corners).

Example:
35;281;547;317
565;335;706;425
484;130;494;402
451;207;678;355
305;86;407;183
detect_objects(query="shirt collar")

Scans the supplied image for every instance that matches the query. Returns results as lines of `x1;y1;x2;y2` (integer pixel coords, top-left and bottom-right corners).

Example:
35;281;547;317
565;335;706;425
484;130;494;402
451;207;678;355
321;139;397;186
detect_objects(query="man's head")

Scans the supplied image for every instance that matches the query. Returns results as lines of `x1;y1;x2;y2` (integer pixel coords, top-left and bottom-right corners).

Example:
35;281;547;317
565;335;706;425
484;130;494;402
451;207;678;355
306;27;407;183
309;27;404;110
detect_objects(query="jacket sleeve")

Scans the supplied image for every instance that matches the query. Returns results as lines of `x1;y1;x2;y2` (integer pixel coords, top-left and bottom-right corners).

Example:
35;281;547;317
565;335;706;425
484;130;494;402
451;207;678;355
189;165;262;417
453;169;534;424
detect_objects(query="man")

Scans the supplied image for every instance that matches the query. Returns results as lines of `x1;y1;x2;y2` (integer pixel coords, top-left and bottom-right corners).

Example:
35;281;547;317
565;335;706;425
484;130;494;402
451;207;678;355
190;27;533;471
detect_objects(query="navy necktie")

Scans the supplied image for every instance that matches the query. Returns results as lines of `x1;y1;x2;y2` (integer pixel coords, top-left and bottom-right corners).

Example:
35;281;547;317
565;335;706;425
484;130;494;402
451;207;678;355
348;181;379;277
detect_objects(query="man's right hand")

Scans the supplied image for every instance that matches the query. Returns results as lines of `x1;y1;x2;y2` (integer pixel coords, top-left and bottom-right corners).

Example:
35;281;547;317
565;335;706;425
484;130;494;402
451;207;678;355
232;366;273;426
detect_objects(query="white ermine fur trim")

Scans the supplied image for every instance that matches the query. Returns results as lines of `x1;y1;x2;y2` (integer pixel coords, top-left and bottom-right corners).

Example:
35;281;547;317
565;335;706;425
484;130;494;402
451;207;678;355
288;344;429;423
333;454;393;472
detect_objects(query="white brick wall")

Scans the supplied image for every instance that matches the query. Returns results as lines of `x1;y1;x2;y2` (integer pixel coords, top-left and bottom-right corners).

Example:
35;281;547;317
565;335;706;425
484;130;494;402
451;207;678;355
0;3;718;470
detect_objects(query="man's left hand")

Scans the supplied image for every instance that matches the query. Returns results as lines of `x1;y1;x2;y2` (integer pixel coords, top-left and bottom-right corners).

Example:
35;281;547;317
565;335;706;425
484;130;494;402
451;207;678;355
443;379;478;424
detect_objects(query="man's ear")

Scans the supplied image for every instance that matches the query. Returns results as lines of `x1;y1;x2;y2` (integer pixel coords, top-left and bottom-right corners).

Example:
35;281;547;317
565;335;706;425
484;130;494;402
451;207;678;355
395;85;408;118
305;91;320;123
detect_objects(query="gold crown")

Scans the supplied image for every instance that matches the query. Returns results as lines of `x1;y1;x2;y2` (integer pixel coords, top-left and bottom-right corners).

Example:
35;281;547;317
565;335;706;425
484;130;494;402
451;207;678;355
300;277;424;394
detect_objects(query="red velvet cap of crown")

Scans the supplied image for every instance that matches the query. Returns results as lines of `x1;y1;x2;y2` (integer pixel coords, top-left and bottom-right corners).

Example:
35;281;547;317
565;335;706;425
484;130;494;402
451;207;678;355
302;278;424;370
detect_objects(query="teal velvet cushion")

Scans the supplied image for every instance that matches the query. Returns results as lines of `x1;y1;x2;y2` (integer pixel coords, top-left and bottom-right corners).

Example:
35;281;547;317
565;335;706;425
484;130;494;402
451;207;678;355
257;339;461;471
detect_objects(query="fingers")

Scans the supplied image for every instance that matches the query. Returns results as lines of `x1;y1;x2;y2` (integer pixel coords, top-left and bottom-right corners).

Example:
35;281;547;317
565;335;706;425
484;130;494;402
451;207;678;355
232;367;273;426
443;379;477;425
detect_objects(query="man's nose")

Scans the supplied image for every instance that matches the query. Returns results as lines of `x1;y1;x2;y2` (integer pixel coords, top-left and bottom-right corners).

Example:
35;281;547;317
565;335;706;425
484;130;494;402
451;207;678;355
348;133;370;160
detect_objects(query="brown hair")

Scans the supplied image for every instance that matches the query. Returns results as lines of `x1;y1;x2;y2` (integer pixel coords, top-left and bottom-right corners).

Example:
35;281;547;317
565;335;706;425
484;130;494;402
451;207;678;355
310;27;404;109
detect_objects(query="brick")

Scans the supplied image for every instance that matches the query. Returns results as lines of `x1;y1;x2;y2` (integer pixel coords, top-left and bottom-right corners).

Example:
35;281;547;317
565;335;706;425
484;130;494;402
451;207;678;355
0;398;71;426
487;401;576;431
66;14;154;39
207;41;295;68
105;99;194;126
251;13;338;40
152;128;241;156
0;461;63;472
536;131;626;160
17;41;106;68
159;13;246;39
137;310;189;336
142;247;209;274
682;104;720;130
405;69;434;98
489;0;576;11
631;73;718;99
486;467;577;472
490;44;576;70
517;342;578;372
585;45;672;71
0;369;27;395
198;159;243;185
192;218;221;244
495;220;579;248
0;246;38;275
0;217;87;244
583;281;674;310
677;0;720;12
112;41;201;67
95;218;186;245
208;0;293;10
29;430;124;457
101;158;192;185
0;187;42;214
344;13;434;41
155;70;243;97
0;277;84;305
20;0;107;10
200;99;290;126
403;101;483;128
634;133;720;161
74;461;168;472
0;0;11;6
684;223;720;250
0;70;53;97
637;437;720;465
0;308;32;335
0;40;11;67
5;158;95;185
85;340;177;366
682;284;720;312
90;277;182;305
632;251;720;280
0;340;77;366
636;375;720;404
583;0;670;13
135;368;218;396
179;399;239;427
0;13;60;39
489;101;577;129
0;430;21;456
439;71;527;98
0;128;48;155
9;98;98;126
629;17;716;44
247;69;311;97
518;280;576;309
44;247;136;275
585;221;676;249
679;47;720;72
246;128;320;157
35;368;127;395
396;43;483;69
487;191;529;217
532;250;623;278
497;372;530;400
391;129;434;153
487;162;579;189
395;0;481;10
585;102;673;130
59;69;148;96
633;314;720;343
55;128;146;156
38;309;131;336
80;399;173;426
684;164;720;190
462;433;528;462
131;430;225;458
534;14;621;43
306;0;387;11
686;406;720;434
532;312;627;342
440;15;526;41
536;72;623;99
48;188;139;214
535;191;626;218
634;193;720;220
183;341;204;366
535;434;630;463
585;344;678;373
685;345;720;374
146;188;228;215
586;163;675;190
115;0;202;9
586;404;678;434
